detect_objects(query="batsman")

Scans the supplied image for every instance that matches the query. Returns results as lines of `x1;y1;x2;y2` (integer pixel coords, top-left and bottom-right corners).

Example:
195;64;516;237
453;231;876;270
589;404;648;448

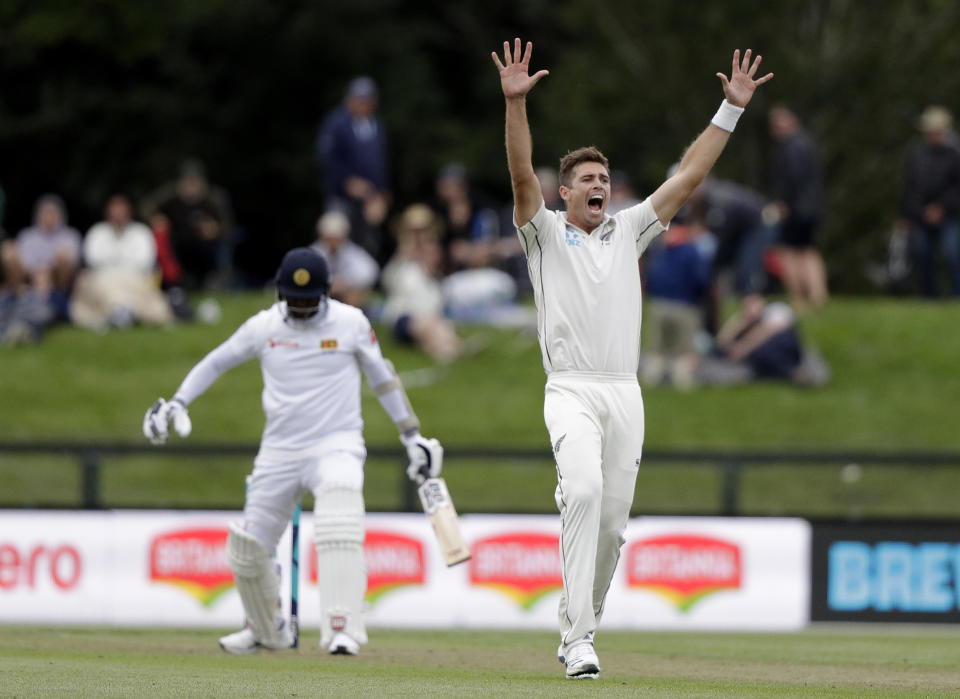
492;39;772;679
143;246;443;656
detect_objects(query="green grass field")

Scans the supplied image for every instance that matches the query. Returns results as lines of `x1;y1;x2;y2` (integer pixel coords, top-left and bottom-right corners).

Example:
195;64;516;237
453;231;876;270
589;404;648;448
2;294;960;517
4;626;960;697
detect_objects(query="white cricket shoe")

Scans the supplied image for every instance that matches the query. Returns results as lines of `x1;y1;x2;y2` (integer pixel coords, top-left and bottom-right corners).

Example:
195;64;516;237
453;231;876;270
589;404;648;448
561;634;600;680
219;621;293;655
327;631;359;656
557;632;593;664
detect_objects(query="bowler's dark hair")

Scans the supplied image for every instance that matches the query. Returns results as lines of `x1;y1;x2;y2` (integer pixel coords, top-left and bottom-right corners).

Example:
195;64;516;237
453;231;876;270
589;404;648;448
558;146;609;187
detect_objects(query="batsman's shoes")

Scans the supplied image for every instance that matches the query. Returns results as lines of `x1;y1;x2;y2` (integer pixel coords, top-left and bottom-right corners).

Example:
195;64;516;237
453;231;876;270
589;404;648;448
562;635;600;680
328;631;359;656
557;631;593;664
219;621;294;655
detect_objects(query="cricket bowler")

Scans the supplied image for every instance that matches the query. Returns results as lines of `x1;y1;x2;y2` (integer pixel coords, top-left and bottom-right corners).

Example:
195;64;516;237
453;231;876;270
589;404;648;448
491;39;772;679
143;246;443;656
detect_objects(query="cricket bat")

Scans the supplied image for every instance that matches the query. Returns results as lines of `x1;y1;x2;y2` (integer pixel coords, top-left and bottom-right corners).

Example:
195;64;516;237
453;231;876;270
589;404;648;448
417;474;471;566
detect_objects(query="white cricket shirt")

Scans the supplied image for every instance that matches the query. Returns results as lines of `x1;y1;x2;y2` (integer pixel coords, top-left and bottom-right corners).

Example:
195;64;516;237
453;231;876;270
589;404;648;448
173;300;401;452
516;199;666;375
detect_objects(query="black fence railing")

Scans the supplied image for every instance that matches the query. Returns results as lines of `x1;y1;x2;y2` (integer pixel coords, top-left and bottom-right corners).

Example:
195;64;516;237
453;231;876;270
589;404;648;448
3;442;960;516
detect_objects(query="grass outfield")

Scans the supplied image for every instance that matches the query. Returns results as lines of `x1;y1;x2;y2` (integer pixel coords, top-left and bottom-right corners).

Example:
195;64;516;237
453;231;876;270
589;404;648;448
3;626;960;697
4;293;960;450
2;294;960;516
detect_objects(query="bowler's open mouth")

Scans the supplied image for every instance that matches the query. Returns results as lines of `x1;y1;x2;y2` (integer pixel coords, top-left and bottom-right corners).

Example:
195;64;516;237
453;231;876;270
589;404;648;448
588;194;604;212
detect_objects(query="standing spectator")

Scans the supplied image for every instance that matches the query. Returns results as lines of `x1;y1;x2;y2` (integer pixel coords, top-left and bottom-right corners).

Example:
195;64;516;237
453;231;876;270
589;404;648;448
380;204;462;363
316;76;390;262
311;210;380;310
687;175;776;334
691;176;774;297
768;104;828;312
900;105;960;297
0;194;80;344
142;159;235;291
641;222;711;389
70;194;173;330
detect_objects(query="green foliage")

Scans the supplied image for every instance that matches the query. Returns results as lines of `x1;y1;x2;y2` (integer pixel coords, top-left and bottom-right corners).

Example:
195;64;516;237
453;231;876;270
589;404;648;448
3;2;960;284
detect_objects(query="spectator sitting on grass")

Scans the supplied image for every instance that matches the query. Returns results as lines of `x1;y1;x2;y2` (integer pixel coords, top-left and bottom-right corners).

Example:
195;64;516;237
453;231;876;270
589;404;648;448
70;194;174;331
380;204;462;364
142;159;234;291
311;210;379;310
698;294;829;387
0;194;81;345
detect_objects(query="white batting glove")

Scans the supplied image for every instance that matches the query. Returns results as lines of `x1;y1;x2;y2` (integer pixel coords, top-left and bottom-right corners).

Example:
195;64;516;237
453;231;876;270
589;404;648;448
143;398;192;445
401;432;443;484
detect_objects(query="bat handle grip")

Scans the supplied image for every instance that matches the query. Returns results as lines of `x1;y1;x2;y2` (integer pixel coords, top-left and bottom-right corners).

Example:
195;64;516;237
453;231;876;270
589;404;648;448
418;464;431;480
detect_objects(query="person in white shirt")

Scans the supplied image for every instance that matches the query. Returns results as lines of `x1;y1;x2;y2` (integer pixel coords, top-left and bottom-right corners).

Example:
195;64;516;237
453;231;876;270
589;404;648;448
142;246;443;657
380;204;462;363
491;38;772;679
312;210;380;309
70;194;173;330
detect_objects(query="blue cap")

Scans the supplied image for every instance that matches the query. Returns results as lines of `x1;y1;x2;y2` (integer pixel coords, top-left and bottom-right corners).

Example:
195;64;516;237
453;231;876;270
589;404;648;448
275;247;330;299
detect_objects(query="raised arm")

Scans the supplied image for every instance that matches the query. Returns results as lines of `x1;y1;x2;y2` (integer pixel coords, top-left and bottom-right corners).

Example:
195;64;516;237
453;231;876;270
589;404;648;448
649;49;773;226
491;38;550;226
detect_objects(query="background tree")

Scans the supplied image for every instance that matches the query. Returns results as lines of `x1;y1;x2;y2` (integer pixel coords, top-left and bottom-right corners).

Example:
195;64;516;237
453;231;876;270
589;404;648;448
2;0;959;288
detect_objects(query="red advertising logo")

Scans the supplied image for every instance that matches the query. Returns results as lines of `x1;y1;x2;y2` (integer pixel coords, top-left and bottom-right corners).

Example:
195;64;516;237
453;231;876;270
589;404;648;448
0;543;82;590
149;527;233;606
469;532;561;609
626;534;742;611
364;531;425;602
308;529;425;603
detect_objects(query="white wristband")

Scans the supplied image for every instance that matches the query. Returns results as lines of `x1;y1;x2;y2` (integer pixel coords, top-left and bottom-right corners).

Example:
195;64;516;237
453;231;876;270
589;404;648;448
711;99;745;132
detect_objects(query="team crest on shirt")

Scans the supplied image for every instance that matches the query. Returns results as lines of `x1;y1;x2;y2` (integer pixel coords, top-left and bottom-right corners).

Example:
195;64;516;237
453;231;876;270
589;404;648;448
564;228;582;247
320;339;338;350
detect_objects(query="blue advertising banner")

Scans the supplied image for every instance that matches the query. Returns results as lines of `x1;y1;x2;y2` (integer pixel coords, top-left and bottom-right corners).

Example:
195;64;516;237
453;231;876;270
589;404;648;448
812;523;960;622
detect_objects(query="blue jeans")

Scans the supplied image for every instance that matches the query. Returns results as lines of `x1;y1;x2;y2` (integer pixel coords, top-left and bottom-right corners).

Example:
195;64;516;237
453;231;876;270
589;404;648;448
910;219;960;297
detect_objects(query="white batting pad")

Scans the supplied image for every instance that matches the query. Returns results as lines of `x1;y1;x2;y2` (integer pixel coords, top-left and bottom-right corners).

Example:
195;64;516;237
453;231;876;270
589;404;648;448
313;485;368;647
226;522;284;646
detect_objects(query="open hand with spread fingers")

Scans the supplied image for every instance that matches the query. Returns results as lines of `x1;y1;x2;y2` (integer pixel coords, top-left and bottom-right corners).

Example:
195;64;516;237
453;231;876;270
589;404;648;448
491;38;550;100
717;49;773;108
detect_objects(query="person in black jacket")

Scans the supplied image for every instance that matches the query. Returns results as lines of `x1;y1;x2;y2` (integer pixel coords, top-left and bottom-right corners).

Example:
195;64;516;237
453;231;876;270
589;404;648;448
900;105;960;297
768;105;828;312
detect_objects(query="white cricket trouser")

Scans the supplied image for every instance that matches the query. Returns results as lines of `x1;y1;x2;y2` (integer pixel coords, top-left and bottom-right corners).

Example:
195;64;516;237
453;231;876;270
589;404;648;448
242;431;366;549
544;372;644;647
